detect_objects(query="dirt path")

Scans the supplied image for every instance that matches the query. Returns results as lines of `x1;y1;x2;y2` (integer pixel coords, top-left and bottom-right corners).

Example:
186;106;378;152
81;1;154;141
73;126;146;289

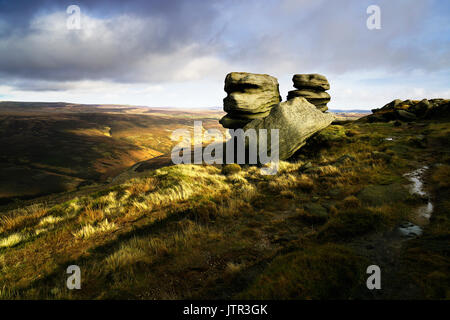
350;165;434;299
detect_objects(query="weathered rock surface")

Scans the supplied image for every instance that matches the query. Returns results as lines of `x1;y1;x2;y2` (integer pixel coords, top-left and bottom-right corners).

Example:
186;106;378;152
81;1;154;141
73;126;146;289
223;91;280;114
243;97;334;160
366;98;450;123
220;72;281;128
288;74;331;112
287;89;330;105
293;74;330;91
396;110;417;121
219;115;252;129
224;72;280;93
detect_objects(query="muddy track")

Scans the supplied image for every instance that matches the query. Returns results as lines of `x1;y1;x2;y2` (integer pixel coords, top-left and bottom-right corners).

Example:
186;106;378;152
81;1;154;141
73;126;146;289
350;164;434;299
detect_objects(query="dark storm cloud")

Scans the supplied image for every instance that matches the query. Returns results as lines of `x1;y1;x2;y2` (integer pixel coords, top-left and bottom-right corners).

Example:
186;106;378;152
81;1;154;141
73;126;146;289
0;0;227;84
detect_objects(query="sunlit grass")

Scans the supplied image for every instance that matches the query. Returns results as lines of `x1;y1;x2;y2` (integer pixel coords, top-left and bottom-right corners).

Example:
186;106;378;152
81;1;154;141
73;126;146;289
73;219;117;239
0;232;28;248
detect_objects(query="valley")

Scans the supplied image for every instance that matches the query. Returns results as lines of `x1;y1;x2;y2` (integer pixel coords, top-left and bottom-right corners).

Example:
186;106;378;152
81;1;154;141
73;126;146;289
0;100;448;299
0;102;223;204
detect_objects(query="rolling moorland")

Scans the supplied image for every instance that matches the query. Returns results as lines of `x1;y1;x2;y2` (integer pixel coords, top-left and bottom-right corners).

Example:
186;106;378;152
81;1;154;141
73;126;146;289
0;100;448;299
0;102;223;204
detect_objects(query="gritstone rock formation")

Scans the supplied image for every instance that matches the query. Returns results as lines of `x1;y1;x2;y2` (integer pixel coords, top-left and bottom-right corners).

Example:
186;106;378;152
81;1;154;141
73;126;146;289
287;74;331;112
367;98;450;122
219;72;281;129
243;97;334;160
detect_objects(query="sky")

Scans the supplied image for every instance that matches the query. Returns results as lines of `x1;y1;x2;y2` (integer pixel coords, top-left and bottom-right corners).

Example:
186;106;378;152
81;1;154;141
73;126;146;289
0;0;449;110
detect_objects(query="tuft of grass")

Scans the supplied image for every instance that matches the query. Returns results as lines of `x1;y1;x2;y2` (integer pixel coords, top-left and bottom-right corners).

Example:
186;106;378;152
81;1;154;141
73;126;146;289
78;206;104;224
0;286;19;299
221;163;242;175
0;204;48;234
125;177;158;198
267;174;314;193
102;221;207;274
341;196;360;209
38;215;64;227
316;165;341;177
0;232;28;248
73;219;117;239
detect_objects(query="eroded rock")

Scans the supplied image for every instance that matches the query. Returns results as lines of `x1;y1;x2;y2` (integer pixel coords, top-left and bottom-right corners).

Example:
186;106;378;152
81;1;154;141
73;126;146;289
220;72;281;128
243;97;334;160
288;74;331;112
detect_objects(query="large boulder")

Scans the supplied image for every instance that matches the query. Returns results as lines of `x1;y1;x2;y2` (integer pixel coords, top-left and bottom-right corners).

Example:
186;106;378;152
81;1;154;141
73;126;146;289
219;110;271;128
221;72;281;128
219;115;252;129
293;74;330;91
371;99;403;113
287;89;331;105
223;90;280;114
396;109;417;121
288;74;331;112
224;72;280;93
367;98;450;122
409;99;430;117
243;97;334;160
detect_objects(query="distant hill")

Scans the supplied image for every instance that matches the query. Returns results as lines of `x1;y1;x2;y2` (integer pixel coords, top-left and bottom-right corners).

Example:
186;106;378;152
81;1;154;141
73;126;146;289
329;109;371;113
0;101;223;203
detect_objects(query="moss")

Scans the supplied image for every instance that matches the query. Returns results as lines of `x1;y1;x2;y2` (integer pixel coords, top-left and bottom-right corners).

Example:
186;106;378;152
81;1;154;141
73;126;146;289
431;164;450;189
238;244;365;299
303;203;328;218
317;208;385;241
295;208;327;224
357;184;410;206
318;125;347;142
310;125;347;147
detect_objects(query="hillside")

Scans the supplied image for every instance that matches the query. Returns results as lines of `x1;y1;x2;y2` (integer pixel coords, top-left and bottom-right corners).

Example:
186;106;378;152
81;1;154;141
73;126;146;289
0;101;448;299
0;102;223;204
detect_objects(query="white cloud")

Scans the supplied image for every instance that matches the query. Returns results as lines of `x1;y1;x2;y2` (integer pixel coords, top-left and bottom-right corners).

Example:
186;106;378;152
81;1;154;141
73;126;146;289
0;0;449;109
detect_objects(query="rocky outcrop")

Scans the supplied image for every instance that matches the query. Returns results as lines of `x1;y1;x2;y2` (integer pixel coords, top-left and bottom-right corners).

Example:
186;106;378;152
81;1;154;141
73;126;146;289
243;97;334;160
367;98;450;123
219;72;281;129
287;74;331;112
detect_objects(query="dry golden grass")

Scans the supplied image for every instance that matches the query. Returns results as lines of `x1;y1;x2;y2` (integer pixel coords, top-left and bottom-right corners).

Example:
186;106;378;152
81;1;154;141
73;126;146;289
38;215;64;227
0;204;48;234
0;232;28;248
125;177;158;197
1;117;448;300
73;219;117;239
267;173;314;193
316;165;341;177
78;206;105;224
102;221;206;273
